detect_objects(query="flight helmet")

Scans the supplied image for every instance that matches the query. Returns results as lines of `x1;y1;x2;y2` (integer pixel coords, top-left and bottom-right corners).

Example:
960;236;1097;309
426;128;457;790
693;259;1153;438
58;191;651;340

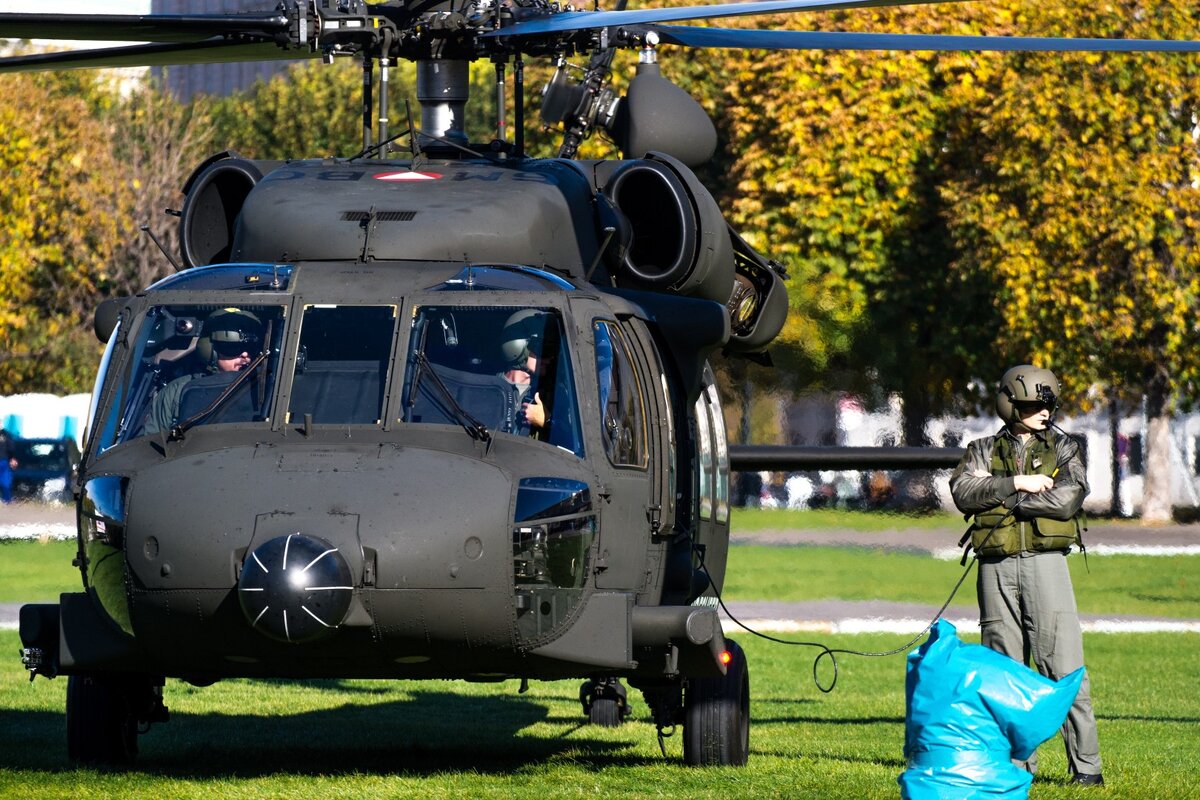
996;365;1060;424
197;307;263;364
500;310;543;368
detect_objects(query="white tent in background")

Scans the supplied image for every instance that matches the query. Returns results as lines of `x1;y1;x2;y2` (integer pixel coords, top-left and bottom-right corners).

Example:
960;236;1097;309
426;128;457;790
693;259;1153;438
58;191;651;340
0;393;91;446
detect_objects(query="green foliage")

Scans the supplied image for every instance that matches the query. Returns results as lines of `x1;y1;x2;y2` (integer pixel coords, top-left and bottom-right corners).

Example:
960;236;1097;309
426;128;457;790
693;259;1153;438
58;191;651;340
661;6;1008;424
723;544;1200;619
209;59;507;159
208;59;368;158
670;0;1200;435
106;82;216;293
0;72;128;394
937;0;1200;414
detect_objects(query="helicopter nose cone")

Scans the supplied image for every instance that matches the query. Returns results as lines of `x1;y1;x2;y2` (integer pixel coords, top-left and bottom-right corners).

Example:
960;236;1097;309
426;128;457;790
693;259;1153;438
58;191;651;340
238;534;353;644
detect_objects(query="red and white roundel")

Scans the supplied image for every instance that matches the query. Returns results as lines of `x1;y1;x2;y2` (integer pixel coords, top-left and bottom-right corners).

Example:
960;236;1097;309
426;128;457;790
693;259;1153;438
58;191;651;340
374;171;441;181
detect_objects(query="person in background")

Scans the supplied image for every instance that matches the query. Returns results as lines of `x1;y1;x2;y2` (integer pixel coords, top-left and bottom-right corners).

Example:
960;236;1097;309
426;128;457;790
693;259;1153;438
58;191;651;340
949;364;1102;787
0;428;16;503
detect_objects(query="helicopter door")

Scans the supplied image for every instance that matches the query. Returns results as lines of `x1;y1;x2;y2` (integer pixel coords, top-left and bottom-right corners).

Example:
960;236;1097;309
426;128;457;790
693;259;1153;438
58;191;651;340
618;319;674;539
690;366;731;593
592;319;655;591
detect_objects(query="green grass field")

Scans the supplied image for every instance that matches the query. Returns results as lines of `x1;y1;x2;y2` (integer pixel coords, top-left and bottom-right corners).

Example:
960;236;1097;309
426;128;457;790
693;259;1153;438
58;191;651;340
1;520;1197;798
6;538;1197;619
729;507;1157;532
730;507;965;531
0;631;1196;799
724;546;1200;619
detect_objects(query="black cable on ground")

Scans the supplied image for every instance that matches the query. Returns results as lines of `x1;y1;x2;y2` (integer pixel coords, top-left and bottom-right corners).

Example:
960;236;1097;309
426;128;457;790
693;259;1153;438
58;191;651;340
698;493;1031;693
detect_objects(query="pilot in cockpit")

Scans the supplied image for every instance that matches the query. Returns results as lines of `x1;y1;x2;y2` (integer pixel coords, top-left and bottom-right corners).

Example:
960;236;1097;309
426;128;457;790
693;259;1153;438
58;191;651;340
498;310;547;433
143;308;262;435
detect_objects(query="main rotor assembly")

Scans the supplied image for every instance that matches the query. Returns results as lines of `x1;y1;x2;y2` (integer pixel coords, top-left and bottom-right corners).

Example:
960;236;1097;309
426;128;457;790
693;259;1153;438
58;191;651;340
6;0;1200;162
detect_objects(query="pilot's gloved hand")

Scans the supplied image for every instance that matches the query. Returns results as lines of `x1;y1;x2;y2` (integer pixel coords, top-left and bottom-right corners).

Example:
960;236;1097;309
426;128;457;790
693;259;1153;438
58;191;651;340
524;392;545;429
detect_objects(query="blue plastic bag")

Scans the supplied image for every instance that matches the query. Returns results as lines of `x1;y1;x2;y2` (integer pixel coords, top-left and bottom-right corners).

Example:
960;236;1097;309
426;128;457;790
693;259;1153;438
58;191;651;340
898;619;1084;799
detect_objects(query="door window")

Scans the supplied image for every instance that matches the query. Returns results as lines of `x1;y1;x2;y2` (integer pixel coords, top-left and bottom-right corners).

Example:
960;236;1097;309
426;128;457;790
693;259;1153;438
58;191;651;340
593;321;648;468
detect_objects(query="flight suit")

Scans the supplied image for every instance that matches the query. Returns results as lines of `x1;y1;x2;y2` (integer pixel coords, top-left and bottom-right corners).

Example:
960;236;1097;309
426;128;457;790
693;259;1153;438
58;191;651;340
949;428;1102;778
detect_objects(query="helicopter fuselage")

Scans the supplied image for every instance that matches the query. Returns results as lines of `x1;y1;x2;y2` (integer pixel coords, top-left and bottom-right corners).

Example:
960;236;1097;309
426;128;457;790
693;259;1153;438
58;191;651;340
23;157;742;688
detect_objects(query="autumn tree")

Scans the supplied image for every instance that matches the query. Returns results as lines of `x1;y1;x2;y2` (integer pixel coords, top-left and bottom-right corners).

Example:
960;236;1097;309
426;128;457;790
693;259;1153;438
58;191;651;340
938;0;1200;521
107;83;216;293
209;58;505;159
0;71;129;394
668;6;1007;443
667;1;1200;523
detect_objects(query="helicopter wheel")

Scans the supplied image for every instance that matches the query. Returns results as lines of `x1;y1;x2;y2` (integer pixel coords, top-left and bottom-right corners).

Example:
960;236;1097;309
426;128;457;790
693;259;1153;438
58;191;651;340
66;674;166;767
682;639;749;766
580;677;631;727
589;697;623;727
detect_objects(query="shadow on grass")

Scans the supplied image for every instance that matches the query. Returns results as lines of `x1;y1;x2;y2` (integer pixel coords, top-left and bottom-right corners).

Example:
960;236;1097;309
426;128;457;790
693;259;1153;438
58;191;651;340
754;714;905;726
1097;713;1200;724
753;747;906;769
0;689;664;777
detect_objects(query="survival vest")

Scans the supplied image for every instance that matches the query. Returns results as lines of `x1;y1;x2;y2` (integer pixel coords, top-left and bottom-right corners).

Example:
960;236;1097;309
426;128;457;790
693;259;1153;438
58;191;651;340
968;431;1083;557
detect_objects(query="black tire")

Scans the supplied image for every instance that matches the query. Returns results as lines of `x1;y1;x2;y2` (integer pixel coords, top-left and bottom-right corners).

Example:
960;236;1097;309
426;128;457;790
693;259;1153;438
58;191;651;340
66;675;139;766
682;639;750;766
588;696;624;727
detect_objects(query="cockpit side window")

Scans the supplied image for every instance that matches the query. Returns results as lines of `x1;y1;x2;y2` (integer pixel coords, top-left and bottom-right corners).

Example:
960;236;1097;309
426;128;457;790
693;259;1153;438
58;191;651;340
593;320;649;469
402;305;584;457
97;304;286;448
287;305;397;425
695;374;729;523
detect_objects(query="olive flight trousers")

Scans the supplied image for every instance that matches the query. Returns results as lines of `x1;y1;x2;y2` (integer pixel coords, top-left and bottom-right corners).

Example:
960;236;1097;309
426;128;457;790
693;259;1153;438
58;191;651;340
976;550;1103;777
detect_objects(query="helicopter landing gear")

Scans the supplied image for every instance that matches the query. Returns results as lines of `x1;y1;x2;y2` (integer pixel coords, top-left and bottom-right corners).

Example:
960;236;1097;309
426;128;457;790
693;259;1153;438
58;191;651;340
579;677;631;727
682;638;749;766
66;674;168;766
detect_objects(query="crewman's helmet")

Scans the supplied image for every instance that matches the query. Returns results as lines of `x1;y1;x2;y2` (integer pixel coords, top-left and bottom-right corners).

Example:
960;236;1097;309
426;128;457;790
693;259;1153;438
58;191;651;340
197;307;263;364
996;365;1060;423
500;310;543;368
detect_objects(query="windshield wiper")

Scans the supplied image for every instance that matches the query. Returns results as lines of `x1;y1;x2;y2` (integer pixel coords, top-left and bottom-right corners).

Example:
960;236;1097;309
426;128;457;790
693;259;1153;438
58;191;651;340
409;351;492;444
169;350;268;441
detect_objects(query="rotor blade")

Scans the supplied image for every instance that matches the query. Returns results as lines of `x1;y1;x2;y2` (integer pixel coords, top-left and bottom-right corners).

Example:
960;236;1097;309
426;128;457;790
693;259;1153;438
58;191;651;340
729;445;964;472
649;26;1200;53
0;39;307;74
483;0;957;39
0;11;289;44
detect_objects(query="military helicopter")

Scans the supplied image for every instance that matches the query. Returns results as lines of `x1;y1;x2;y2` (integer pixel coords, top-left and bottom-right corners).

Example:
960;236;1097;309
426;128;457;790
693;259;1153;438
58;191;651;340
5;0;1199;769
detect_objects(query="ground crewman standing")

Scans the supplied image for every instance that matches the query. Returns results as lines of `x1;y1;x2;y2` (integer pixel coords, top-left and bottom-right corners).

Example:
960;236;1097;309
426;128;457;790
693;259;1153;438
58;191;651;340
949;364;1104;787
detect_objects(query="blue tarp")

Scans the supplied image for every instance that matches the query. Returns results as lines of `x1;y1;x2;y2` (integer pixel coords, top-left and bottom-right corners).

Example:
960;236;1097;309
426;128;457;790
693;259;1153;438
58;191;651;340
898;619;1084;800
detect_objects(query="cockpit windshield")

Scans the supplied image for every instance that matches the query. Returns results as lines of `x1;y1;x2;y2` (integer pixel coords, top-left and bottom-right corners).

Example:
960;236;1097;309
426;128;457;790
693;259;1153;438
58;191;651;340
401;306;584;457
93;304;287;449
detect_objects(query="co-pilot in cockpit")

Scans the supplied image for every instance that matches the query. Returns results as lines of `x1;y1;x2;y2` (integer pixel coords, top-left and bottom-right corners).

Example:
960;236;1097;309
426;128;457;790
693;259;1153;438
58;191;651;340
402;305;584;456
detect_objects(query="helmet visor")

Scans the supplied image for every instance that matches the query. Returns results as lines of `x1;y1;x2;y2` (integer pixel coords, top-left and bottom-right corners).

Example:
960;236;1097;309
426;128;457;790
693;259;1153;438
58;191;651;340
210;329;260;358
1013;383;1058;414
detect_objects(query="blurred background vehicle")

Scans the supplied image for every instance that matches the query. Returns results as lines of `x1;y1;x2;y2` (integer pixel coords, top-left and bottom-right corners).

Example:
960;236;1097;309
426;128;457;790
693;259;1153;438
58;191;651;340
11;437;81;504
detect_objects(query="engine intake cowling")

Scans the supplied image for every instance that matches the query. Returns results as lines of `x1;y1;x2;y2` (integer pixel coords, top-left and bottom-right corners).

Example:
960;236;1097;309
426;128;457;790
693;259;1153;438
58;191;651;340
603;152;734;304
180;154;277;268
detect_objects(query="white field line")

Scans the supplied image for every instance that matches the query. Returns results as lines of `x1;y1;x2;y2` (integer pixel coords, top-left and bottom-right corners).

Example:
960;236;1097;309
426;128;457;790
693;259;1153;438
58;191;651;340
933;545;1200;560
723;617;1200;635
0;523;75;541
9;523;1197;556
